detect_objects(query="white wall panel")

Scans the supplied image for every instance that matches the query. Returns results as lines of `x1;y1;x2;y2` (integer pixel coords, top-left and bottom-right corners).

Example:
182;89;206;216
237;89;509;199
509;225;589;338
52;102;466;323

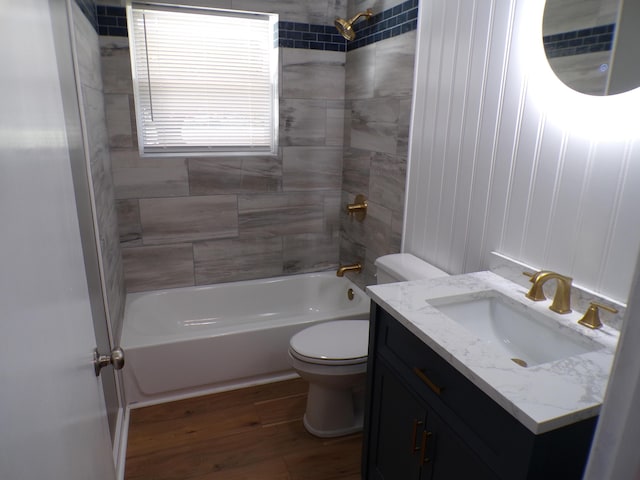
404;0;640;303
602;140;640;298
521;122;564;264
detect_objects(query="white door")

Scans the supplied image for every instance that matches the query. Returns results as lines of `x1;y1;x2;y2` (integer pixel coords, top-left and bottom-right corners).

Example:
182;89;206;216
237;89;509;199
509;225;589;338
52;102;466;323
0;1;116;479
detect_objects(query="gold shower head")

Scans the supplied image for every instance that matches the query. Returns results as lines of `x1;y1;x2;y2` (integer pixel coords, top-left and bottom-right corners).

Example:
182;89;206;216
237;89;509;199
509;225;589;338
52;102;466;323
334;8;373;41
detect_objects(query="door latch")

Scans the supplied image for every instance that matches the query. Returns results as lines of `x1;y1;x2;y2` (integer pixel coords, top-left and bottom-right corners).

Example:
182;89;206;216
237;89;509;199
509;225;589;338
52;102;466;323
93;347;125;376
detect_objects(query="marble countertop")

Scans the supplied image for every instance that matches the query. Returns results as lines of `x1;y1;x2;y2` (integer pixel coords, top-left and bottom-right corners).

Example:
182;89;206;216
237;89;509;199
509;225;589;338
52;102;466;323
367;271;620;434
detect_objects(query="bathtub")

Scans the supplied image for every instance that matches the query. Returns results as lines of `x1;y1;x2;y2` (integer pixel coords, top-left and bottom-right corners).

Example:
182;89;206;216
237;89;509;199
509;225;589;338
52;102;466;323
120;272;370;405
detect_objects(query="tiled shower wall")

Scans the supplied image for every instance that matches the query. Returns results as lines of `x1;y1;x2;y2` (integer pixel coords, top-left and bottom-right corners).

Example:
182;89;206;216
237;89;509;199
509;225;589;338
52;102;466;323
339;0;418;289
72;0;125;339
99;1;349;292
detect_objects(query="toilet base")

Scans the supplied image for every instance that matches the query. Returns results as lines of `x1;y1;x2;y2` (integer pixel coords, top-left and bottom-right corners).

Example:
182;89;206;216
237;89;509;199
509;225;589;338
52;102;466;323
303;411;363;438
301;382;365;438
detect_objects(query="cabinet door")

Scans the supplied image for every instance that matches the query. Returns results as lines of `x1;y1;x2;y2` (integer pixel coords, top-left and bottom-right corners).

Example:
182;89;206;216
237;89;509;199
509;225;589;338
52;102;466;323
422;408;497;480
368;361;427;480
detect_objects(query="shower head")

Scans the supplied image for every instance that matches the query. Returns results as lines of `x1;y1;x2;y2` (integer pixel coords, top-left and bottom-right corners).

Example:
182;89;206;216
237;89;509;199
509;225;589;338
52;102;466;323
334;8;373;41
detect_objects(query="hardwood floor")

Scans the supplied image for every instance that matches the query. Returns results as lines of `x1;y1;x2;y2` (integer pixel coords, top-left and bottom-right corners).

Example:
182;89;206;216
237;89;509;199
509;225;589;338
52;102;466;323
125;378;363;480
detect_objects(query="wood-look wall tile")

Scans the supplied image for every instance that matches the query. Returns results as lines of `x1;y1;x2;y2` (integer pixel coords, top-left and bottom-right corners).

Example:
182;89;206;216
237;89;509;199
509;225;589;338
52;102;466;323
112;165;189;199
122;244;194;292
391;214;403;252
194;237;283;284
342;147;372;195
76;17;127;339
373;32;417;98
343;101;352;148
345;45;375;100
99;37;132;94
73;6;103;92
326;104;346;146
324;190;341;235
189;156;282;195
282;49;346;100
104;93;133;148
82;86;109;161
109;148;187;169
364;200;393;261
116;199;142;246
139;196;238;245
350;97;399;153
369;152;407;215
348;0;400;18
280;99;327;146
238;193;325;237
282;146;342;191
283;232;339;273
232;0;338;24
396;96;413;155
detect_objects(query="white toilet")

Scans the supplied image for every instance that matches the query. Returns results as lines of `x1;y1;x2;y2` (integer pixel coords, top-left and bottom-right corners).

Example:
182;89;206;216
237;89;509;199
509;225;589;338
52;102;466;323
288;253;449;437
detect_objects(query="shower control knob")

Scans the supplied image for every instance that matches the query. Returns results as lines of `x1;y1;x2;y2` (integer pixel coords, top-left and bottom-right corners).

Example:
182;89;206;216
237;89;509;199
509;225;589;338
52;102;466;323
93;347;125;376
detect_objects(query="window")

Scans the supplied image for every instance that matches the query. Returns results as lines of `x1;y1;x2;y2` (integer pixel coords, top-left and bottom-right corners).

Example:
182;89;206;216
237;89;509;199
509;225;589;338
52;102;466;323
127;2;279;156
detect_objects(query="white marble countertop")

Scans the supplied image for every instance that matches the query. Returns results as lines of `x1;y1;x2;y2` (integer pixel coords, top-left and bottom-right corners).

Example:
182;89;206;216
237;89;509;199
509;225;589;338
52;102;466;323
367;271;620;434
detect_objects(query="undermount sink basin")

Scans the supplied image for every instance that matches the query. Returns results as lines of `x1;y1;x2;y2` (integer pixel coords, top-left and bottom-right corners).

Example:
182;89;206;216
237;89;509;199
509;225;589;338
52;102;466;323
433;294;601;367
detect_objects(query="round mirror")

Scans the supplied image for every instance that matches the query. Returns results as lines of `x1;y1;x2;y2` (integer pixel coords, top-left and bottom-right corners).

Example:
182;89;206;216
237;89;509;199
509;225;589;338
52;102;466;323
543;0;640;96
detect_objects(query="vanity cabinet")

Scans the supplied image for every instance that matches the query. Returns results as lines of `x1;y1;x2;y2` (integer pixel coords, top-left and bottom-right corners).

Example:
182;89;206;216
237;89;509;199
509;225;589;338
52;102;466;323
362;304;598;480
370;359;496;479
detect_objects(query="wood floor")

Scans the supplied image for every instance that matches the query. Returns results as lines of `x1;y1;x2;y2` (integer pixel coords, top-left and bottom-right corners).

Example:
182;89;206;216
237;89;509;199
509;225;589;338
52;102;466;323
125;378;363;480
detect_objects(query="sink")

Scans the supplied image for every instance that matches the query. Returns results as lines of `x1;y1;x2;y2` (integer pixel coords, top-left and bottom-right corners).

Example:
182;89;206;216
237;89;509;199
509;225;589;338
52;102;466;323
432;294;602;367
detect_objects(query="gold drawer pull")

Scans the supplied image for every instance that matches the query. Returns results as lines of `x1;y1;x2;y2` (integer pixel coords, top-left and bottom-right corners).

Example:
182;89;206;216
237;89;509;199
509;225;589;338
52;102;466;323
413;367;443;395
411;419;423;453
419;429;433;465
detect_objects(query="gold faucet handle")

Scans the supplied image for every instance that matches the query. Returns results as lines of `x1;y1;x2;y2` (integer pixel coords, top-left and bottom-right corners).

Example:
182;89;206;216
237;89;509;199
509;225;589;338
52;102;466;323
522;271;546;301
578;302;618;329
346;194;367;221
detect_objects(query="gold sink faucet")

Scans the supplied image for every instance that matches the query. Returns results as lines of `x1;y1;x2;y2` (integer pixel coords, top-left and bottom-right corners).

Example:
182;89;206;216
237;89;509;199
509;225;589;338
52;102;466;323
337;263;362;277
523;270;573;314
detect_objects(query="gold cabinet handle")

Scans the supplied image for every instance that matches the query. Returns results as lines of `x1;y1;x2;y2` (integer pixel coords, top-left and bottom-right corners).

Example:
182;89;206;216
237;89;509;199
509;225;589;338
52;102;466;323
413;367;443;395
411;419;423;453
419;429;433;465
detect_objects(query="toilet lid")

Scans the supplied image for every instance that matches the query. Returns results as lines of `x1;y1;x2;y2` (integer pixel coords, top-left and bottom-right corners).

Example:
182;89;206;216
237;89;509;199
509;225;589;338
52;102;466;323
289;320;369;365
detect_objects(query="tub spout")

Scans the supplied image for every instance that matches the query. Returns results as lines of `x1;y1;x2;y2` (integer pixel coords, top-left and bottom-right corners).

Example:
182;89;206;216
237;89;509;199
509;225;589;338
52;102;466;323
337;263;362;277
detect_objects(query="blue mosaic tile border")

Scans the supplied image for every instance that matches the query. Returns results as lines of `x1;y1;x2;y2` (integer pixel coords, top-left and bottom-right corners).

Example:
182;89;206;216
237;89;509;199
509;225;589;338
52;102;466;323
349;0;418;51
75;0;98;30
278;22;345;51
544;24;615;59
93;1;419;50
97;5;128;37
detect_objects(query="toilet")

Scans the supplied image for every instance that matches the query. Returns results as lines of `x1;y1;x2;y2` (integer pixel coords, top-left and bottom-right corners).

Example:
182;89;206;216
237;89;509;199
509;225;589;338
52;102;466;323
288;253;449;437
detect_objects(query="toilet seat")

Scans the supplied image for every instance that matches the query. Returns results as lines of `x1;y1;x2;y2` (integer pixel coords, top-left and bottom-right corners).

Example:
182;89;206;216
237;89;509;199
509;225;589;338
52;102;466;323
289;320;369;366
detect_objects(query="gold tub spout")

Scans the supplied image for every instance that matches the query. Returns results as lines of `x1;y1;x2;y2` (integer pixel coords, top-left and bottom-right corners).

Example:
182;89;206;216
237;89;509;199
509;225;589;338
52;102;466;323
337;263;362;277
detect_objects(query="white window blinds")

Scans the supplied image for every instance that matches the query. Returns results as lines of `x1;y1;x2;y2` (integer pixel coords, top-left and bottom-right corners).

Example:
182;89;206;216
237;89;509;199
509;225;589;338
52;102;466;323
127;3;278;156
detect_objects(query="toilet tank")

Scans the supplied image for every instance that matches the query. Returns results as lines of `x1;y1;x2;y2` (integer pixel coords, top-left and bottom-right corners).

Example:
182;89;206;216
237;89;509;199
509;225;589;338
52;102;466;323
375;253;449;284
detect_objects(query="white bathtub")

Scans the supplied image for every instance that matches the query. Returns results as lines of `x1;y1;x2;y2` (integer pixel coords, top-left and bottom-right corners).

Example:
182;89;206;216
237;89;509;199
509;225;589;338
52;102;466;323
120;272;370;405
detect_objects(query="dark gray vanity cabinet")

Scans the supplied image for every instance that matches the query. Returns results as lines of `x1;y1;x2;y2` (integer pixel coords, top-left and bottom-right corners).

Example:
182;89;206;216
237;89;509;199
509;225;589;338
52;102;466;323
369;359;496;479
362;303;598;480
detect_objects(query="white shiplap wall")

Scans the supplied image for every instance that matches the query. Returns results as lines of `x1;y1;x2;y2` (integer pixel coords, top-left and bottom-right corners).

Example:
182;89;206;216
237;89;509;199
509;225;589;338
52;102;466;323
404;0;640;303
